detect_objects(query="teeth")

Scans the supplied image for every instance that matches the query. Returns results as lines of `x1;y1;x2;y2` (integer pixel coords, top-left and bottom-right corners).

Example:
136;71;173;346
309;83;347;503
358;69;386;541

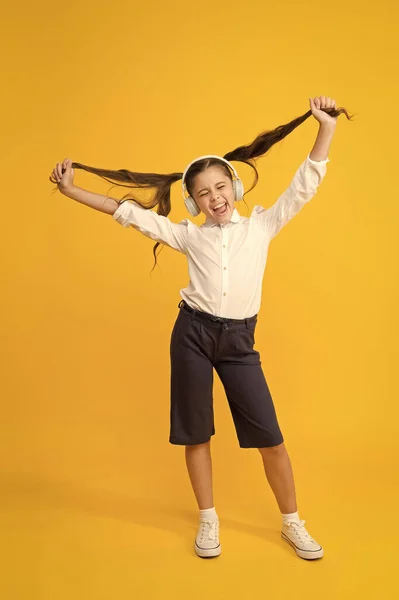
213;202;226;211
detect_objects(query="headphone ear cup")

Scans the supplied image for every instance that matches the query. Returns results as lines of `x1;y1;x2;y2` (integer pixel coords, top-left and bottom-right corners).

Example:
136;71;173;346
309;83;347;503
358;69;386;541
233;178;244;201
184;196;201;217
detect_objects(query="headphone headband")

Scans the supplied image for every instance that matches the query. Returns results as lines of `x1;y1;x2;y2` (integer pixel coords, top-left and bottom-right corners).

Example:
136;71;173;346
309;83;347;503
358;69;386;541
181;155;239;199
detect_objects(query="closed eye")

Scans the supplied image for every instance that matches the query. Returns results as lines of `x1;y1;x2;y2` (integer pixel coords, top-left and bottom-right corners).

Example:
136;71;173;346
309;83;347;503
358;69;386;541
199;185;225;198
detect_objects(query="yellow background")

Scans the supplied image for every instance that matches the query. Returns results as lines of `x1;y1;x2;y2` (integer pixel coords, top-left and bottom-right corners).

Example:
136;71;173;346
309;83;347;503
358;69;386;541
1;0;398;598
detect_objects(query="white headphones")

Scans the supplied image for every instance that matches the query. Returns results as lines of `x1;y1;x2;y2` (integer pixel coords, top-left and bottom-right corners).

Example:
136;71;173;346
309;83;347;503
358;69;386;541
181;155;244;217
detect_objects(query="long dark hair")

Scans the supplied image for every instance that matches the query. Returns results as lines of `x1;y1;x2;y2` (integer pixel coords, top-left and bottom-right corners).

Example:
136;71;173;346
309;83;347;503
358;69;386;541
51;105;354;272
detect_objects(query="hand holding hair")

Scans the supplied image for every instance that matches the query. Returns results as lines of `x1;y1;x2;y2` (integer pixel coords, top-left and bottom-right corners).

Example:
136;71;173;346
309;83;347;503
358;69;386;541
308;96;339;126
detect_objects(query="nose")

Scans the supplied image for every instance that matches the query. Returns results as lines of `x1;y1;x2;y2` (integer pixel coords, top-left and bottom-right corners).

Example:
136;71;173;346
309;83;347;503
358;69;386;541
211;190;221;202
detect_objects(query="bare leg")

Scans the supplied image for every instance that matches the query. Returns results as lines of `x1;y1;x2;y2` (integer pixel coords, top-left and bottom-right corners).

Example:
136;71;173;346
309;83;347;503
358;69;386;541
185;440;214;510
258;442;298;514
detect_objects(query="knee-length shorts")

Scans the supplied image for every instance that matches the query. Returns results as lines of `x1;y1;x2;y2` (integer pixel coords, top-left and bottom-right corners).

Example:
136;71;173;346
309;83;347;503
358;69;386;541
169;300;284;449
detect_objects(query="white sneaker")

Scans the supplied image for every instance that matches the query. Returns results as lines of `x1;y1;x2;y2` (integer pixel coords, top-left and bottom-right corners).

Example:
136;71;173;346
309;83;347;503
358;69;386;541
194;518;221;558
281;519;324;560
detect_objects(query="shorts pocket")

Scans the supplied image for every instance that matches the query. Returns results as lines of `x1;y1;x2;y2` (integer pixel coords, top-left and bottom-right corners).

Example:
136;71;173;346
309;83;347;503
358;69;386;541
238;323;256;348
171;310;192;346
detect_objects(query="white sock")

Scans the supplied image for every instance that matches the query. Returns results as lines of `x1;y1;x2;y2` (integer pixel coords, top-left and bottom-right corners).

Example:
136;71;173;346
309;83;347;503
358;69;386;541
199;506;218;521
281;510;301;525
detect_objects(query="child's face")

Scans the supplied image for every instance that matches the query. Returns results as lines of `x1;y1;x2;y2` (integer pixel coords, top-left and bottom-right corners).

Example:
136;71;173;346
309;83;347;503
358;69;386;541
191;166;235;223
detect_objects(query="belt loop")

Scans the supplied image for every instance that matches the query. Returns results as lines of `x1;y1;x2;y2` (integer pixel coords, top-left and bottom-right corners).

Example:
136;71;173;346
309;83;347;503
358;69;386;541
245;318;250;330
178;299;184;309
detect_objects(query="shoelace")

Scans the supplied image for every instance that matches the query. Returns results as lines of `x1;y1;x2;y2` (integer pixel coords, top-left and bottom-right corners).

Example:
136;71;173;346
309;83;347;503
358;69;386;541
285;519;316;543
199;518;219;542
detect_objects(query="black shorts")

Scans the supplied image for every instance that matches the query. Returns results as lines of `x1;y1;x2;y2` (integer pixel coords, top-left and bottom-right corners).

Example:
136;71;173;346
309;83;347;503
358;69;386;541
169;300;284;449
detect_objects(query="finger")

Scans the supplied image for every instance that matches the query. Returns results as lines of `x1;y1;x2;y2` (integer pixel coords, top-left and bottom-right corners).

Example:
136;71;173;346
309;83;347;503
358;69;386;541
315;97;321;109
320;95;326;107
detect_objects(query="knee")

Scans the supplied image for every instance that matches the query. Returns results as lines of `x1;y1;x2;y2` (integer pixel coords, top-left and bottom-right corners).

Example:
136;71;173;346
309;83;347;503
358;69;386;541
258;442;286;457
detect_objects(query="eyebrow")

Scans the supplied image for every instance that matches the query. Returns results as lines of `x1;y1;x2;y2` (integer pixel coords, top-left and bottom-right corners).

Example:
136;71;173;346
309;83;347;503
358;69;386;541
197;181;226;194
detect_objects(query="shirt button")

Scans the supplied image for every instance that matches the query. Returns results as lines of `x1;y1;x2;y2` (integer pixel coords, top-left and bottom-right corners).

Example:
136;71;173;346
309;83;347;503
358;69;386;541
223;244;226;248
224;267;227;270
223;292;227;296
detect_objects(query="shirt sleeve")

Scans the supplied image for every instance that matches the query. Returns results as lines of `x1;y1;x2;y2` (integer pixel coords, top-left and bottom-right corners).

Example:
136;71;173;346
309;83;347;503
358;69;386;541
112;200;189;254
251;153;330;240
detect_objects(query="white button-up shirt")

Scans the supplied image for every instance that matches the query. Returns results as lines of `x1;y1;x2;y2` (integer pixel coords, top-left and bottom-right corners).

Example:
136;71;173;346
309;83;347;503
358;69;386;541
112;153;330;319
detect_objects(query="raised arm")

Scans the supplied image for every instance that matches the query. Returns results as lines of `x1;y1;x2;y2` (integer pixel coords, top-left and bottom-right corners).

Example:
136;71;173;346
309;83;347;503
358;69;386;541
252;122;336;240
52;158;189;254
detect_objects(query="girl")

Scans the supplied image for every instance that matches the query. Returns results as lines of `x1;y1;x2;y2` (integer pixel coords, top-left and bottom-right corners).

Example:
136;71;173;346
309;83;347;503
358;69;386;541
50;96;352;560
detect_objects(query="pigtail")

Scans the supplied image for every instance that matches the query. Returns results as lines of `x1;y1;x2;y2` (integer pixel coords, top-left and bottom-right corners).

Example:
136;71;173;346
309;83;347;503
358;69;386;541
51;104;354;272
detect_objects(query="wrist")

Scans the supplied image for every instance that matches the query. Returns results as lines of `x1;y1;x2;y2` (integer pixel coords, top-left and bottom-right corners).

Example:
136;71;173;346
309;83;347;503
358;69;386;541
319;121;336;130
60;184;77;197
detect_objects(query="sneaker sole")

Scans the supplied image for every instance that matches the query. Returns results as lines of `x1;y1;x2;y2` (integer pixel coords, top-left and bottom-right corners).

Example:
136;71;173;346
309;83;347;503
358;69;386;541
194;541;222;558
281;532;324;560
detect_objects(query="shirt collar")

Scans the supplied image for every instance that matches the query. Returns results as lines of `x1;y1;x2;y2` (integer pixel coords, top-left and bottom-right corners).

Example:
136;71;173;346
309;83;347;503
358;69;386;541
202;207;241;228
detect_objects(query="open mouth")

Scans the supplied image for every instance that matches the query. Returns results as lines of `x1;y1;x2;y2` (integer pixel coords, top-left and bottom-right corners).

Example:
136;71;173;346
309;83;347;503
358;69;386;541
212;202;228;216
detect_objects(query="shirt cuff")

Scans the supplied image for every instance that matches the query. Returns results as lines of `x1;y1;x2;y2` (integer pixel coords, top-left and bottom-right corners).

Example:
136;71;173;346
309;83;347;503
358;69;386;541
112;201;132;227
307;153;330;165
